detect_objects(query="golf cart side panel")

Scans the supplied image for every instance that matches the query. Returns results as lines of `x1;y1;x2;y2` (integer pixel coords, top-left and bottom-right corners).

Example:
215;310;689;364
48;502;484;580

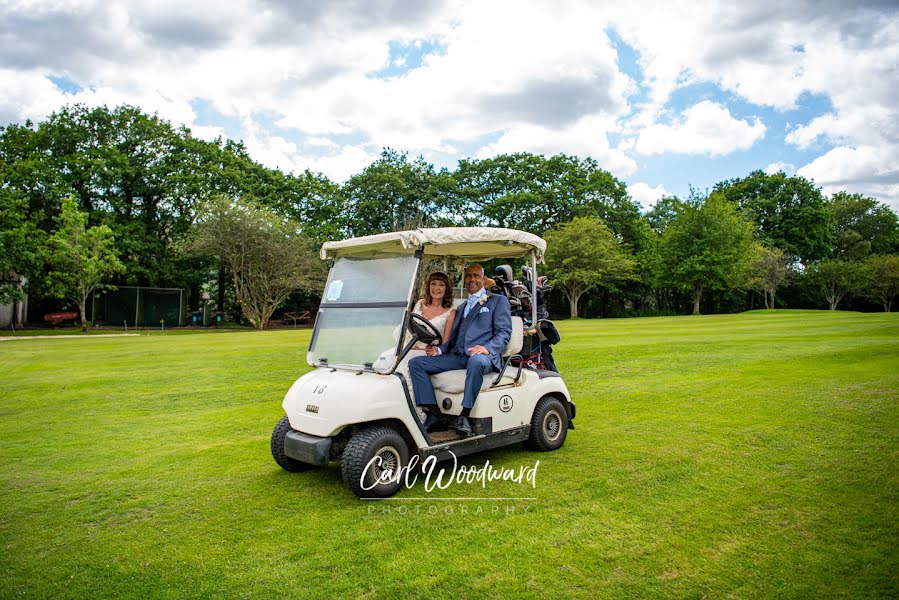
426;370;553;429
419;369;572;433
473;372;572;431
283;368;428;447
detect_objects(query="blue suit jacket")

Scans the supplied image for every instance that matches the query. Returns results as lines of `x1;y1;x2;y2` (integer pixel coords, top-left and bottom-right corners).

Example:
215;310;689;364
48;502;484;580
439;292;513;370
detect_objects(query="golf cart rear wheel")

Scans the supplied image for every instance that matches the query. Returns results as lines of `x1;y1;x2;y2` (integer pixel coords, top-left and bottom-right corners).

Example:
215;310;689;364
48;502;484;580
525;396;569;451
271;416;316;472
341;426;409;498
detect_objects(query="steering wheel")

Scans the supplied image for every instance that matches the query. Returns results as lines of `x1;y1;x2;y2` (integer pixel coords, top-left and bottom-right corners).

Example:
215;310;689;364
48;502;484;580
407;313;443;347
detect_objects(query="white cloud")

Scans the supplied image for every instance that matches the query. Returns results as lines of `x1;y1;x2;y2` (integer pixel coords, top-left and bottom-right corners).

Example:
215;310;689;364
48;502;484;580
797;145;899;210
765;162;795;175
241;120;377;181
0;0;897;211
2;0;636;167
476;114;637;176
306;136;339;149
244;131;297;173
635;101;766;156
628;182;669;210
301;146;379;182
611;1;898;207
189;124;226;142
0;70;67;125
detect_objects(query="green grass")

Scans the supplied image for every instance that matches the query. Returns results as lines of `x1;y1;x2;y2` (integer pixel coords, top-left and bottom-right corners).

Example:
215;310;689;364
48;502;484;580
1;311;897;598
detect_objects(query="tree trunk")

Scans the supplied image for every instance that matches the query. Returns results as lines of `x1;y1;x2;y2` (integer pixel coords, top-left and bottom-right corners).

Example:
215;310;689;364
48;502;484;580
763;291;769;309
693;284;702;315
568;292;582;318
79;295;88;332
257;305;275;330
770;290;776;309
828;295;838;310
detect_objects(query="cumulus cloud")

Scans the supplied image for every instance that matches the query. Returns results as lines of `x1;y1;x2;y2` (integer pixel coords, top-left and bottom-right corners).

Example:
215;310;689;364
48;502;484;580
612;1;897;207
1;0;635;162
635;101;766;156
0;70;68;125
477;114;637;175
628;182;669;210
611;1;897;112
797;145;899;210
302;146;380;182
0;0;897;209
765;162;795;175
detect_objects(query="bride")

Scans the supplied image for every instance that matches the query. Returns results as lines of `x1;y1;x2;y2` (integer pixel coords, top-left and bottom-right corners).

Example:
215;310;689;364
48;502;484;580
412;271;456;349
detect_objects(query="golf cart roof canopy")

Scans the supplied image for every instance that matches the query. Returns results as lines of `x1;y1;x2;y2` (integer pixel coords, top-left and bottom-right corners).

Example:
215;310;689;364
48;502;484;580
320;227;546;262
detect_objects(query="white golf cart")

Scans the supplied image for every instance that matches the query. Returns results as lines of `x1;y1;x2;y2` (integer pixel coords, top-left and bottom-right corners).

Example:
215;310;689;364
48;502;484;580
271;227;575;498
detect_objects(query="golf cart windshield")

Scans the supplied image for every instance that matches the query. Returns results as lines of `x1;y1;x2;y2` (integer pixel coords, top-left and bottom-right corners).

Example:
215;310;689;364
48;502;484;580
308;254;419;372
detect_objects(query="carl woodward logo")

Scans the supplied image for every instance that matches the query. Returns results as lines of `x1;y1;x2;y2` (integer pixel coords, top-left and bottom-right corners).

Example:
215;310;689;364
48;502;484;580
362;451;539;493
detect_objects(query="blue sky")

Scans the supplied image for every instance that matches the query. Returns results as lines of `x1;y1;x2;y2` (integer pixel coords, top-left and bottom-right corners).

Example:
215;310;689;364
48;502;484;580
2;0;897;210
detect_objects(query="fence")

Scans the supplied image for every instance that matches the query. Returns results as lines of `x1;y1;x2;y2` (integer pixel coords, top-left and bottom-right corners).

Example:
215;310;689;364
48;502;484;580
92;286;186;327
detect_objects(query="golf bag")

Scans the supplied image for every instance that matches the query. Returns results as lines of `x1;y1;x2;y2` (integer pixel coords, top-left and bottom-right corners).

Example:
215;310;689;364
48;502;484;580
494;264;560;372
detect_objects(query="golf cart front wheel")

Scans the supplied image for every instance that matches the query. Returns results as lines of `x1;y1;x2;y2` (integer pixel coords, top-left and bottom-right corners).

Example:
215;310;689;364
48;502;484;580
271;416;316;472
525;396;569;451
341;426;409;498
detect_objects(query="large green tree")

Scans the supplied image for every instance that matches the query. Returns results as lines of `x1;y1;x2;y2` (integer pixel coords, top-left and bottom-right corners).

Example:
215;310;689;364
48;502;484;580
276;169;346;241
46;197;125;330
543;216;636;318
0;120;62;304
714;170;830;264
452;153;644;245
1;104;343;290
746;245;795;309
0;184;45;305
188;197;326;329
658;193;755;314
805;259;866;311
3;106;205;289
644;195;684;235
827;192;899;260
864;254;899;312
452;153;650;316
342;149;457;237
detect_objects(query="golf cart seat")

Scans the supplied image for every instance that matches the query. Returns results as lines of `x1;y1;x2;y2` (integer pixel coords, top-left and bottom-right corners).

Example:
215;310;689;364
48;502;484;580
429;316;524;393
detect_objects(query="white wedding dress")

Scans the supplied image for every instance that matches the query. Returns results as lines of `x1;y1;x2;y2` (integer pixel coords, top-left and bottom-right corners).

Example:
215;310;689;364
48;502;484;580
400;300;454;421
412;299;453;350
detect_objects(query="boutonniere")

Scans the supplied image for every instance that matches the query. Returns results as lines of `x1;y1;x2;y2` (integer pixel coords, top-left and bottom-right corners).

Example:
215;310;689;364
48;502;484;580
478;294;490;306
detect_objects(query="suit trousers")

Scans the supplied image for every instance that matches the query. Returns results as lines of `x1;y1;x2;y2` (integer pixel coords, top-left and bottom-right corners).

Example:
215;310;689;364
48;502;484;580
409;353;496;409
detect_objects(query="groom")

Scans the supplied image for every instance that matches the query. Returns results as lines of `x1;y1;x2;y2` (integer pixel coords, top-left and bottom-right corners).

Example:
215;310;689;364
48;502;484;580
409;263;512;436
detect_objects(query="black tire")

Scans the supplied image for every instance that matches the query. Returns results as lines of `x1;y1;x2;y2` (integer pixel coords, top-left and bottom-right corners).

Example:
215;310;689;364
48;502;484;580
525;396;569;451
271;416;316;472
341;426;410;498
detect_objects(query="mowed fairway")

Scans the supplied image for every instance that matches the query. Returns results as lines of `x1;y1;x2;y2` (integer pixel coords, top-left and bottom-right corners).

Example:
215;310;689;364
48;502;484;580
1;311;897;598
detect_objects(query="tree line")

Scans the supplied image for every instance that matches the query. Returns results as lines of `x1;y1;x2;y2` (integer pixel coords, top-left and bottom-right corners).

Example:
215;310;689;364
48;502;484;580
1;104;898;328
